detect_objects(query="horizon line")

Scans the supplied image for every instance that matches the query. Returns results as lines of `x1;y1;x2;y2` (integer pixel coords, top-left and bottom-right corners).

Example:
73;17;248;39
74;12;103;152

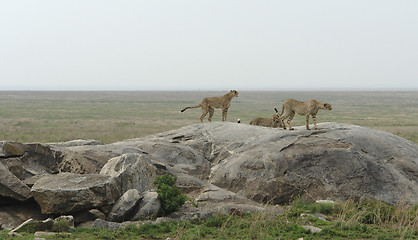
1;88;418;92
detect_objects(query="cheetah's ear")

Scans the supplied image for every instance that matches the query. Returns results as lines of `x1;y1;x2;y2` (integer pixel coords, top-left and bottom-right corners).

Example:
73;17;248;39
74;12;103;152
274;108;278;113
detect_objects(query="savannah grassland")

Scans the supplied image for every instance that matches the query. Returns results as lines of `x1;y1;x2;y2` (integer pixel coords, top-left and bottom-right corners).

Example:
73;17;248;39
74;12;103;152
0;91;417;144
0;91;417;240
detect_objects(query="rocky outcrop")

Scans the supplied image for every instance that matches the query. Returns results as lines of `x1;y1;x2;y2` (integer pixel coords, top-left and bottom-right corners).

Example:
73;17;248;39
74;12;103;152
129;122;417;205
0;122;417;228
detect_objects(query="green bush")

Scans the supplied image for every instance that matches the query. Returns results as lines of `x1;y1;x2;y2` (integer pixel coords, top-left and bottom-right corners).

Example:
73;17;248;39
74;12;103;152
353;200;395;224
51;219;70;232
287;197;336;218
154;174;187;215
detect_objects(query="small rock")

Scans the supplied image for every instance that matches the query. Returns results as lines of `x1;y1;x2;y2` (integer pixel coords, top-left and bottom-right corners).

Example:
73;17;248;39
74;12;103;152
107;189;142;222
34;231;57;236
302;225;322;233
1;224;13;230
132;191;161;220
155;217;174;224
93;219;122;229
316;200;335;205
300;213;327;222
34;231;71;237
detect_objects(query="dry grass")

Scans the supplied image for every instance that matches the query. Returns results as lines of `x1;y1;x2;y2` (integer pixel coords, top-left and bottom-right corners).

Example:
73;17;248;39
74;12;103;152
0;91;417;144
333;199;418;239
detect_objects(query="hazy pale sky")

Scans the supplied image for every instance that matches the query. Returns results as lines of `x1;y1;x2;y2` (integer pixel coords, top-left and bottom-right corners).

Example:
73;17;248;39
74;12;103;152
1;0;417;91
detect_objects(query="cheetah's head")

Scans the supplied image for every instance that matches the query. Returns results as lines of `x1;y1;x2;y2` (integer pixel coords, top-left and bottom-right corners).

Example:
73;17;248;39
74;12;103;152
230;90;239;97
323;103;332;110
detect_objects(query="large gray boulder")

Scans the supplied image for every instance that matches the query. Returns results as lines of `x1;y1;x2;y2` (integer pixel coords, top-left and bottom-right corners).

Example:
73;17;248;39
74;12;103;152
31;173;120;214
100;153;157;194
204;122;417;204
0;162;32;201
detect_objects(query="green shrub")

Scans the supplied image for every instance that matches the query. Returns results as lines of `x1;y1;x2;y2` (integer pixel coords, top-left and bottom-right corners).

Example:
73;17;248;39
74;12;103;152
51;219;70;232
316;202;335;215
286;197;336;218
353;200;395;224
154;174;187;215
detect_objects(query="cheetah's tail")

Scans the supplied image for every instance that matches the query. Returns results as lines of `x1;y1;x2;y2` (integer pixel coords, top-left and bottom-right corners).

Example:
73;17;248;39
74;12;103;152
180;104;201;113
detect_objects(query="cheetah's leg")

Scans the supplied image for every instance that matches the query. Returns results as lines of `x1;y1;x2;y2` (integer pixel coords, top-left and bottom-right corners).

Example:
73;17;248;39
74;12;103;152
287;112;295;130
313;114;319;130
208;107;215;122
279;113;288;129
221;107;229;121
305;115;310;130
200;108;209;123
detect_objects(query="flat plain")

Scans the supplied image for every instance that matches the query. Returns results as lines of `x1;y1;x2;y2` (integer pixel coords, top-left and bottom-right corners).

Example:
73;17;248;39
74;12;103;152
0;91;417;144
